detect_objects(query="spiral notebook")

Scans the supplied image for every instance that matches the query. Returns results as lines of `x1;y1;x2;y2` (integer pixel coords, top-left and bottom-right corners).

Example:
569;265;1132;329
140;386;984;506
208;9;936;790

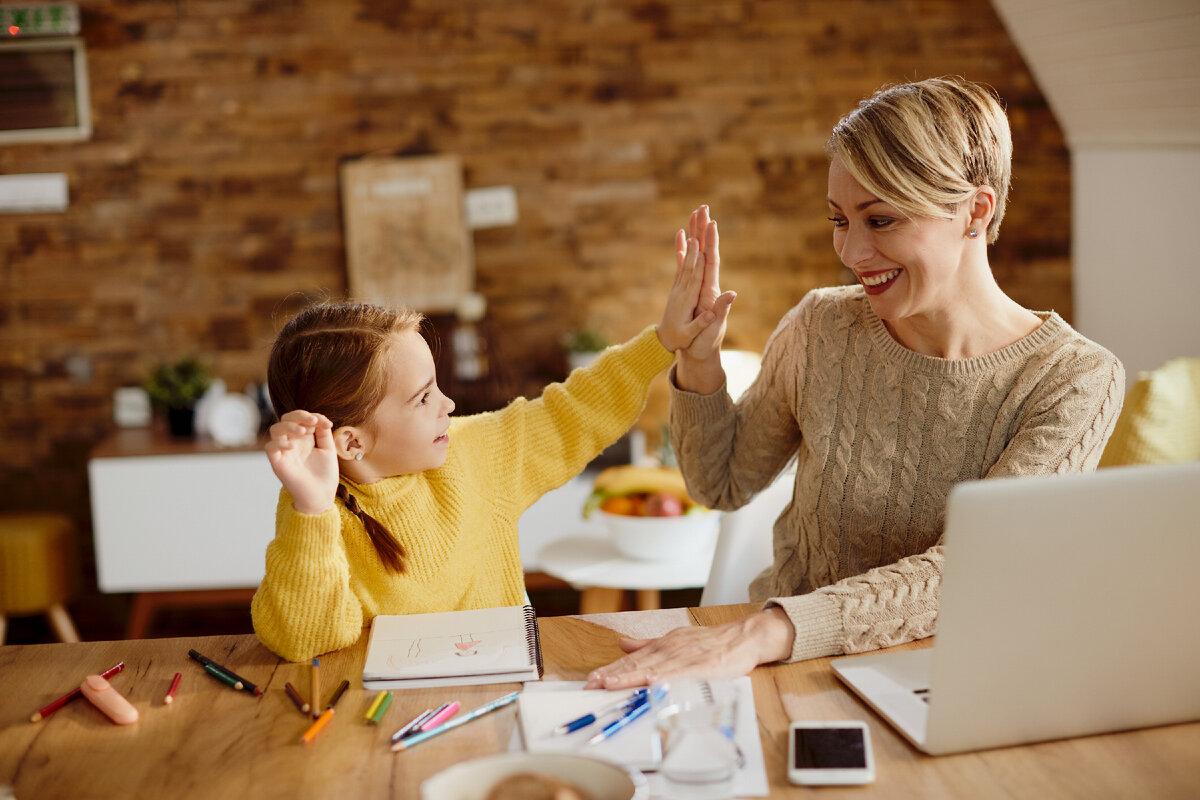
362;605;544;689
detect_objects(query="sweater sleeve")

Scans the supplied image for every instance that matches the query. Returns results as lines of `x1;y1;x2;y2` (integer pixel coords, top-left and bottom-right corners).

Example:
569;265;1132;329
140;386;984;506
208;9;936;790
464;325;675;513
766;336;1126;663
670;301;809;509
251;490;365;662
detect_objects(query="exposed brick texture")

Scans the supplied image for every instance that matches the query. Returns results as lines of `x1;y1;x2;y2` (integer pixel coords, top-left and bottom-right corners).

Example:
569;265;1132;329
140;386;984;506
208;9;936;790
0;0;1069;556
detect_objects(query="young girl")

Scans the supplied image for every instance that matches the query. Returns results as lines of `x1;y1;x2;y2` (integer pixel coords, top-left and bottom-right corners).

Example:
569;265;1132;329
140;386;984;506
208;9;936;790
251;243;735;662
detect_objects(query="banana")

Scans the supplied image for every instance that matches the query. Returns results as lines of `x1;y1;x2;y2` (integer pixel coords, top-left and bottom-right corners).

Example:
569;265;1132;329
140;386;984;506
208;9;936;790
591;465;690;496
583;465;702;517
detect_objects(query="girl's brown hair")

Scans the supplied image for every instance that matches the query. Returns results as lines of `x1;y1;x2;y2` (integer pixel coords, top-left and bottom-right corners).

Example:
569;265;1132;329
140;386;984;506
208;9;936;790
268;301;425;572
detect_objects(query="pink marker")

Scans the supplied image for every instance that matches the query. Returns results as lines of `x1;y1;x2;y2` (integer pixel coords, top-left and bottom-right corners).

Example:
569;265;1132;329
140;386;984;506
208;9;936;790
420;701;460;731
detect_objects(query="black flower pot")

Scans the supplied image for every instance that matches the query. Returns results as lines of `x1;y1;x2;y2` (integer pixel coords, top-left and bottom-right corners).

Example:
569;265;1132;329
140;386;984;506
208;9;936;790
166;406;196;438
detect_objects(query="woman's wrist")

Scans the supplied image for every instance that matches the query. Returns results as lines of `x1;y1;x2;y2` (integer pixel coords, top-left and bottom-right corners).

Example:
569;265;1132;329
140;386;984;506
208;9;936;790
740;606;796;665
675;352;726;395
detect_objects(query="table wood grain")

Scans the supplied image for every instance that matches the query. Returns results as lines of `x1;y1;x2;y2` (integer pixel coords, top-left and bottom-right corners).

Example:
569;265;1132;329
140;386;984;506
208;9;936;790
1;606;1197;799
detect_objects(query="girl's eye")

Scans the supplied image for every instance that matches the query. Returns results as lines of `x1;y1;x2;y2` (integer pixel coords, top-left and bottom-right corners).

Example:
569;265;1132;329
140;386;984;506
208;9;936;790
418;392;431;405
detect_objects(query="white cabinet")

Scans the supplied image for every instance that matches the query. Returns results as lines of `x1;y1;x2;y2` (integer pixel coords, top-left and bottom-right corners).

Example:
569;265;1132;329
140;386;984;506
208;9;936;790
88;430;279;593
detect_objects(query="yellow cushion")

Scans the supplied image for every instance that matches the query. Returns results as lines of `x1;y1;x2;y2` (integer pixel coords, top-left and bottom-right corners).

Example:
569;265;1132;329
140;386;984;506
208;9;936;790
0;513;75;612
1100;358;1200;467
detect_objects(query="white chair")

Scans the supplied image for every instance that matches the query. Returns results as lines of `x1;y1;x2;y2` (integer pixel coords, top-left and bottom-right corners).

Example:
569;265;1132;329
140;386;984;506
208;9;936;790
699;473;793;606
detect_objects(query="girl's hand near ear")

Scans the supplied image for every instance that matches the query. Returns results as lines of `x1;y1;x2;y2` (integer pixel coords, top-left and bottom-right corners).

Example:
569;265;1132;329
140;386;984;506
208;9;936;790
265;410;339;514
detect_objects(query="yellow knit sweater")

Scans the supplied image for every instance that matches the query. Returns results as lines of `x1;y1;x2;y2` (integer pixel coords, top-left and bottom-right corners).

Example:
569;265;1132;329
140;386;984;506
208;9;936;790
252;326;673;662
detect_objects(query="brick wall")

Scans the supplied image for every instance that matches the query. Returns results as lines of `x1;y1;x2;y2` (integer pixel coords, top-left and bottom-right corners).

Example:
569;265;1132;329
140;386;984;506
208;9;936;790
0;0;1068;535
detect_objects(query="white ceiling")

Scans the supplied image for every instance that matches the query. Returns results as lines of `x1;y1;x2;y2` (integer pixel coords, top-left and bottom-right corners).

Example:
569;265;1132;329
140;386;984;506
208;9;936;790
990;0;1200;147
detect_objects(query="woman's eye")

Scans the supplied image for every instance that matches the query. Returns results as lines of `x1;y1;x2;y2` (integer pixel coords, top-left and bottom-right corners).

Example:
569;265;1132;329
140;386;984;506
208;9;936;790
869;217;895;229
827;216;847;229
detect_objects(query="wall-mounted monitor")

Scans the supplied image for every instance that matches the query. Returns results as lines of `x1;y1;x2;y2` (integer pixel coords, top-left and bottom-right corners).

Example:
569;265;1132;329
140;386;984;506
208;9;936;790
0;37;91;144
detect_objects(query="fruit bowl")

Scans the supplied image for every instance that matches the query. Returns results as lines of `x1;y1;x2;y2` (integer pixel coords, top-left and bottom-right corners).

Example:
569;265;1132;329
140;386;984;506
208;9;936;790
600;508;720;561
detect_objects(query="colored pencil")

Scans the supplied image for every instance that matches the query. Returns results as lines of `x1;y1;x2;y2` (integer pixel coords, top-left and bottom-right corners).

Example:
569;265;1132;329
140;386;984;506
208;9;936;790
301;679;349;745
310;658;321;719
163;672;183;705
204;663;243;690
285;681;311;715
420;701;460;731
391;691;519;752
368;691;393;724
391;707;435;743
30;661;125;723
187;649;261;695
364;690;391;723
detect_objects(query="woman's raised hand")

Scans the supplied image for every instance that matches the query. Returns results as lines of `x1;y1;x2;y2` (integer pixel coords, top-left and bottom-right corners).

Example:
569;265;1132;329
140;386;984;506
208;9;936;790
658;205;736;356
265;410;339;514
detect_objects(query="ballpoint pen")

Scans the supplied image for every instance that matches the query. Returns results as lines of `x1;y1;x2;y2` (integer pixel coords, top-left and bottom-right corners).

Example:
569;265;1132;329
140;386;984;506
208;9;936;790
586;686;666;746
554;689;648;735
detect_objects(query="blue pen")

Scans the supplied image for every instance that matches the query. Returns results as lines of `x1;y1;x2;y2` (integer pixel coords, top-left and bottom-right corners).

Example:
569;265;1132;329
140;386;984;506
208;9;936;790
554;689;648;735
586;687;665;746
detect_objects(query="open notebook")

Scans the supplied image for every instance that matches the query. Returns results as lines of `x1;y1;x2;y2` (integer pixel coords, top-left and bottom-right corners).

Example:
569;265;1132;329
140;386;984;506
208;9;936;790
363;605;543;690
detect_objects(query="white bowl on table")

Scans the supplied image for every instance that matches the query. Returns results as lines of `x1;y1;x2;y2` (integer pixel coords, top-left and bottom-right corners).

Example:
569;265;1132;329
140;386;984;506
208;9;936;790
599;509;720;561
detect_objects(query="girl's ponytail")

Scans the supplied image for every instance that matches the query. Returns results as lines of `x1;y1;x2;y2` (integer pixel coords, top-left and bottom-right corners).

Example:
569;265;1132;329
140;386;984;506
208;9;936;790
336;483;405;573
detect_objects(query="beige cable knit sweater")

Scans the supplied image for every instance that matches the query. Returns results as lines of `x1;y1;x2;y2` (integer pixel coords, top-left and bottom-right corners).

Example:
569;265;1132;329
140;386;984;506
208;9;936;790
670;286;1125;662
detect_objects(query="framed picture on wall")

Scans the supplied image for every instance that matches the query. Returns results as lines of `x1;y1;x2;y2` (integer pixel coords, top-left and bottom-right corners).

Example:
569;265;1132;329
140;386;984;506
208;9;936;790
339;154;474;312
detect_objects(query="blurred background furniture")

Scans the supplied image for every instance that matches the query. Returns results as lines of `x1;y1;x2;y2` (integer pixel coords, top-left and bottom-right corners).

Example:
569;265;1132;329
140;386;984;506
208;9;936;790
537;533;717;614
700;470;793;606
88;428;279;639
1100;357;1200;467
0;512;80;645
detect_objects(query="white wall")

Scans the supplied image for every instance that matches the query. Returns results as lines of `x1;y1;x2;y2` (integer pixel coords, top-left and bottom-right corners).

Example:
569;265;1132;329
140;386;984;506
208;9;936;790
1072;147;1200;381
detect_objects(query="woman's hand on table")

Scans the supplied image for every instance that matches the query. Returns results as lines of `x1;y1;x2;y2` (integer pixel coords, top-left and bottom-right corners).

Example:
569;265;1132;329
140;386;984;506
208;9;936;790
584;606;796;689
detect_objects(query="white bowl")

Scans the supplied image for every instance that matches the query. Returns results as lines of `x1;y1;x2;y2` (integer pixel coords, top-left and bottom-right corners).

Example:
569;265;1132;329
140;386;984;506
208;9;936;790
420;752;647;800
600;509;720;561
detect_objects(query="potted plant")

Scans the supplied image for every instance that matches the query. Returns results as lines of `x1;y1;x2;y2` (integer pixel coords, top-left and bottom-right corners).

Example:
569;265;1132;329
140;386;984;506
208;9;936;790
143;356;212;437
564;327;611;372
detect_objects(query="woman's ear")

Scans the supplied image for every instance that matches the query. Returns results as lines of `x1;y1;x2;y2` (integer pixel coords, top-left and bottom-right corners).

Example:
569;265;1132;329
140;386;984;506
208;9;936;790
968;185;997;235
332;425;366;462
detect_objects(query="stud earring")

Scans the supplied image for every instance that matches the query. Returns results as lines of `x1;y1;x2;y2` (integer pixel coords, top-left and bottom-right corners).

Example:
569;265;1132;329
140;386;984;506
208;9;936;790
354;452;363;461
968;228;979;239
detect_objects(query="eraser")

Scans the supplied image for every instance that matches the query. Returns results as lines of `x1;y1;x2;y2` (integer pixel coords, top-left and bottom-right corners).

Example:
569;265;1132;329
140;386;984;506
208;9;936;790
80;674;139;725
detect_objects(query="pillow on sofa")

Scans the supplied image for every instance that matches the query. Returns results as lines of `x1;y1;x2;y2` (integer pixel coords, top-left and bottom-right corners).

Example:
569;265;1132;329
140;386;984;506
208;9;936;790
1099;358;1200;467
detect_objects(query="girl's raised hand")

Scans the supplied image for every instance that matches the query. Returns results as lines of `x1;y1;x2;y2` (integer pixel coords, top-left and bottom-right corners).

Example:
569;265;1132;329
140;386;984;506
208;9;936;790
658;205;736;355
265;410;339;514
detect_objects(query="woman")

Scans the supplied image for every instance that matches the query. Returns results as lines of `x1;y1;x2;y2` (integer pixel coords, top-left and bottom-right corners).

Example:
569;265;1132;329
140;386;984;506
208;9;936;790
586;76;1124;690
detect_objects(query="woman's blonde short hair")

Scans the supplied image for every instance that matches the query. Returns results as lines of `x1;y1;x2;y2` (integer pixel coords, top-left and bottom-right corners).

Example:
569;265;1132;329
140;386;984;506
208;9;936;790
826;76;1013;244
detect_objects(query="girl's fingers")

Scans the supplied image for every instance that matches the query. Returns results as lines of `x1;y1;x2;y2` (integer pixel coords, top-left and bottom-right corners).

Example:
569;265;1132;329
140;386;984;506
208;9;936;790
674;229;687;279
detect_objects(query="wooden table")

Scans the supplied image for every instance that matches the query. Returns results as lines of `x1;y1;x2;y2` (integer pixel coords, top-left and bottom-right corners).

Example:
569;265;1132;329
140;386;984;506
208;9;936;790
2;604;1197;798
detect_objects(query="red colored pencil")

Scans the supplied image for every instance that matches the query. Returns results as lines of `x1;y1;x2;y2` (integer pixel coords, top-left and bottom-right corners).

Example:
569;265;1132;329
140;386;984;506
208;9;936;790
30;661;125;722
164;672;183;705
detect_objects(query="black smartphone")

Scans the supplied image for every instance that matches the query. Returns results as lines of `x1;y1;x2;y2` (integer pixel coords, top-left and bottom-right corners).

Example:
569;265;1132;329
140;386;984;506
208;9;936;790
787;720;875;785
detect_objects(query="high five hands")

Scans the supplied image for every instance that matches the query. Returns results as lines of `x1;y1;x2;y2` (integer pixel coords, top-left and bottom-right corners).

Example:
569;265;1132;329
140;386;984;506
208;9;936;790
657;205;737;359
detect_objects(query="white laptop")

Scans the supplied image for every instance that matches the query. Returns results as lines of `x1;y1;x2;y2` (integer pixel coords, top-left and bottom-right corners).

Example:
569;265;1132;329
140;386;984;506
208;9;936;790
831;461;1200;755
